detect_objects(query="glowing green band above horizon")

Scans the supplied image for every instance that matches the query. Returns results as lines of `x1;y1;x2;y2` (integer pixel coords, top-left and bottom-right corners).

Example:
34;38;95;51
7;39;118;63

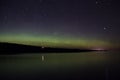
0;34;113;49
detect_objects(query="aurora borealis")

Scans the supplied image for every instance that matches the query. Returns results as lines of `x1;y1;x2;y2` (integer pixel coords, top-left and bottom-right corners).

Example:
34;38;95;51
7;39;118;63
0;34;111;49
0;0;120;49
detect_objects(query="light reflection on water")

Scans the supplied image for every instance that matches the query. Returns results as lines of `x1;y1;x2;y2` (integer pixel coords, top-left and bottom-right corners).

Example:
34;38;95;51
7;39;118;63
0;52;108;71
0;51;120;80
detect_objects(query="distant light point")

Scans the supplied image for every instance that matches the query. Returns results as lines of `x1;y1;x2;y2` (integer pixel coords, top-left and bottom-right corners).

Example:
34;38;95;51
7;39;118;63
42;46;45;49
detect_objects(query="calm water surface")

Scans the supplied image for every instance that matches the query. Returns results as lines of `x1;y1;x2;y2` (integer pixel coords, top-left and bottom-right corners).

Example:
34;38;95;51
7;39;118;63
0;51;120;80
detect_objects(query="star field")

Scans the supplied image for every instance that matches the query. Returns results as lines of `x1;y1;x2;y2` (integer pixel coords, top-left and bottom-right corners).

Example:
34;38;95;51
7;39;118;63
0;0;120;49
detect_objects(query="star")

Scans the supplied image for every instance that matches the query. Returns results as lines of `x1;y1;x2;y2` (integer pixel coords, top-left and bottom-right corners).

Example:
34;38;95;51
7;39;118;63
4;16;8;20
39;0;43;3
104;27;107;30
53;32;58;36
96;1;98;4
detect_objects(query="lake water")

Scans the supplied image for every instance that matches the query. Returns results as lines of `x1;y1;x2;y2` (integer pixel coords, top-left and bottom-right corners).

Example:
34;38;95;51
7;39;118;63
0;51;120;80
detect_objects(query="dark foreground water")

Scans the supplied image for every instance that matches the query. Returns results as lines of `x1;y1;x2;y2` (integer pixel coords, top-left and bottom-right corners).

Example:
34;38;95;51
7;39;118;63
0;51;120;80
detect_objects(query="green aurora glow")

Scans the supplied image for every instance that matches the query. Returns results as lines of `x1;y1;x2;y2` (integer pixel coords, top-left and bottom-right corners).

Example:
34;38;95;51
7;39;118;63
0;34;114;49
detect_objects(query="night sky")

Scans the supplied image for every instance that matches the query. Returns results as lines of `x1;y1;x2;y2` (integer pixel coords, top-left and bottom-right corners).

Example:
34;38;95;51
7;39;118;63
0;0;120;49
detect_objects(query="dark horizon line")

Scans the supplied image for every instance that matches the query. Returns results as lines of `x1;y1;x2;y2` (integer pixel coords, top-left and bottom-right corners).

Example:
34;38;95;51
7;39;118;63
0;42;107;54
